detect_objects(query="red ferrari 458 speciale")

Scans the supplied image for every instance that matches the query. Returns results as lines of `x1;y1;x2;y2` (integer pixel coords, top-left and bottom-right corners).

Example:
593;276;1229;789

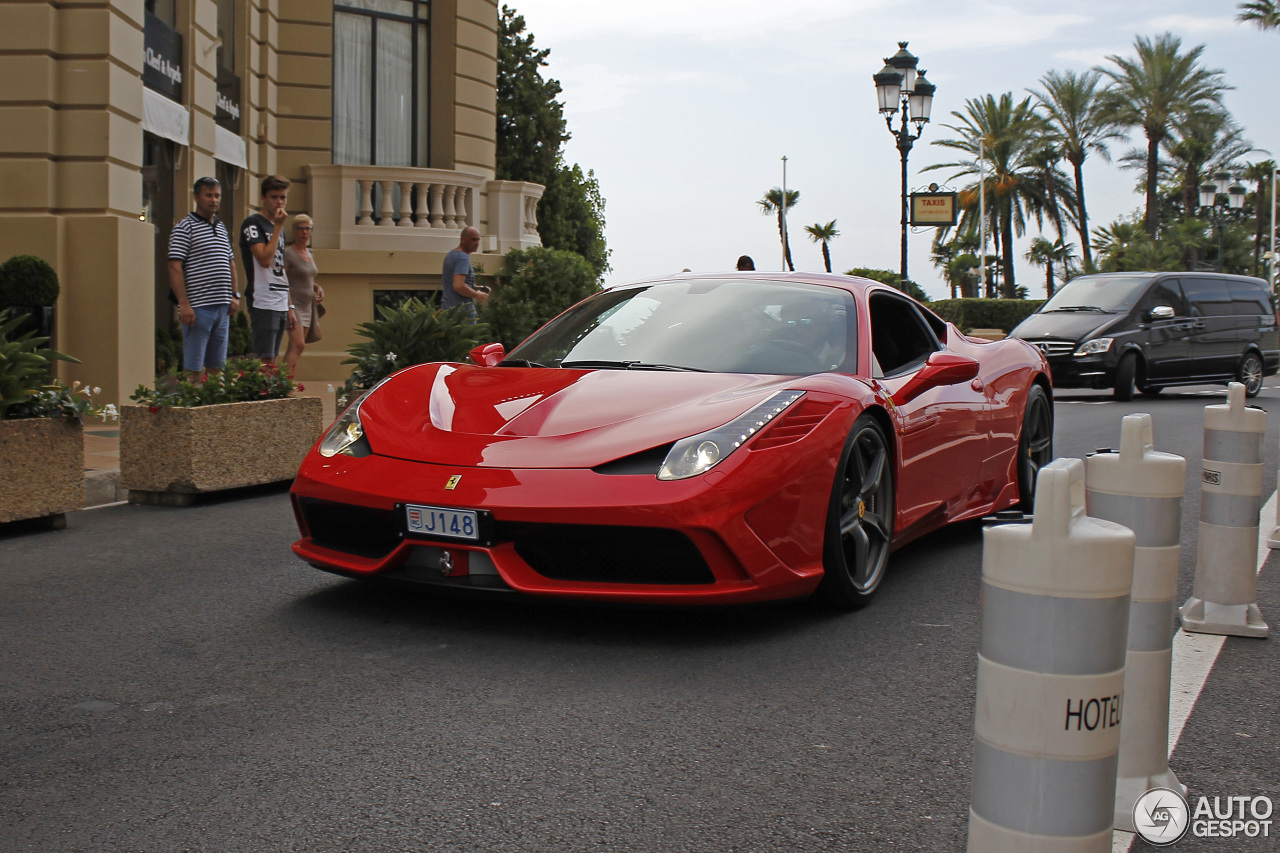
290;272;1053;607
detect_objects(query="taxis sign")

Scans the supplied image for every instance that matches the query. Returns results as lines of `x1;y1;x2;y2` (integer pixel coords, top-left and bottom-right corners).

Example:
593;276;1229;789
910;191;958;226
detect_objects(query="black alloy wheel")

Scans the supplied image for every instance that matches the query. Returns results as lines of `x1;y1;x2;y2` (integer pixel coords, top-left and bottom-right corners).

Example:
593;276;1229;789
817;416;894;608
1239;351;1264;397
1017;384;1054;512
1113;352;1138;401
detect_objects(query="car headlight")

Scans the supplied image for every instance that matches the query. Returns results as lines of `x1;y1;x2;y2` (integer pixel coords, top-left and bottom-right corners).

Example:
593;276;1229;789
318;377;392;458
658;390;805;480
1074;338;1113;356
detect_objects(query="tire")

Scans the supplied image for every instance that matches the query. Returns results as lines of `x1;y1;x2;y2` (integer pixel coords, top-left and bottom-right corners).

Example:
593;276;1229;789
1238;351;1264;398
1017;385;1054;512
1113;352;1138;401
816;416;895;608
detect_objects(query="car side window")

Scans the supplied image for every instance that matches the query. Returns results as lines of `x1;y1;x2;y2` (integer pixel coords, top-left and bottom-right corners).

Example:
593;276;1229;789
868;292;940;377
1227;280;1273;317
1139;279;1189;317
1181;277;1233;317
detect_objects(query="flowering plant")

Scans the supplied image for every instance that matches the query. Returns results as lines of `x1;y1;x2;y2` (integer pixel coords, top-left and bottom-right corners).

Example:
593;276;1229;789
0;311;115;422
130;357;298;408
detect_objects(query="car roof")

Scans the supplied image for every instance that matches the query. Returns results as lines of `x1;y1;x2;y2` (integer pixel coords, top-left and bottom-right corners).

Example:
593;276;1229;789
618;270;879;295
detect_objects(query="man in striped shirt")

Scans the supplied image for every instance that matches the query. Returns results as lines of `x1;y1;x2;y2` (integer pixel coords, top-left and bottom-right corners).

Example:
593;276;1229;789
168;176;240;376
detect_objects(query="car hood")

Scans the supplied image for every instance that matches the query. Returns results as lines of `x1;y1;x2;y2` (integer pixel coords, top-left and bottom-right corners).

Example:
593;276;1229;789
358;363;808;468
1010;311;1123;342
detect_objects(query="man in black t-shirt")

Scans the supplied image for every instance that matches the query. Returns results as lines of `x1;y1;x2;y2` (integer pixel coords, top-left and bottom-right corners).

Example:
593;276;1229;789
239;175;296;364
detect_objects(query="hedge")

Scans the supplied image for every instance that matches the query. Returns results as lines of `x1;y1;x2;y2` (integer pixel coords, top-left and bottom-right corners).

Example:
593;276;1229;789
928;298;1044;333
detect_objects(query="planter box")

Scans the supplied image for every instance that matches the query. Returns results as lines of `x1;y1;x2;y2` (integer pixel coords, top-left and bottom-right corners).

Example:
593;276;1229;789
120;397;324;504
0;417;83;525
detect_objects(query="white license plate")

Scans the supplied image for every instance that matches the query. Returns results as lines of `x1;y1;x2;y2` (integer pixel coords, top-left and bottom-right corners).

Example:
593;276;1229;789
405;504;479;541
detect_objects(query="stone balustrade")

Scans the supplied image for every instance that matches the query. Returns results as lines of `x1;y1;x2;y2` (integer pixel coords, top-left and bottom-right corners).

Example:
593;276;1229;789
305;164;544;254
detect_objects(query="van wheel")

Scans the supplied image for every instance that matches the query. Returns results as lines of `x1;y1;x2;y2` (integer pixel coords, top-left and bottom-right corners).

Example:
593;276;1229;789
1114;353;1138;401
1239;351;1264;397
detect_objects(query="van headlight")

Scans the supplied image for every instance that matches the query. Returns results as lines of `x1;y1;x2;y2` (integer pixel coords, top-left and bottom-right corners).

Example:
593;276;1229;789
658;390;804;480
1074;338;1113;356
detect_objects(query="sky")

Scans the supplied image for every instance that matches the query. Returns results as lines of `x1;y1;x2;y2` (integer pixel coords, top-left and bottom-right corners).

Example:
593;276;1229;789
502;0;1280;300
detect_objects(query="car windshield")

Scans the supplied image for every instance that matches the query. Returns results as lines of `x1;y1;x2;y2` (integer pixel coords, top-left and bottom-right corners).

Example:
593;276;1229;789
1039;275;1152;313
505;279;857;375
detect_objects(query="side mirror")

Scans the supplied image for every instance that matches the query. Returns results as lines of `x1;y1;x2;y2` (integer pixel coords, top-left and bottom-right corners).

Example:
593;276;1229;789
894;351;980;405
1149;305;1175;321
469;342;506;367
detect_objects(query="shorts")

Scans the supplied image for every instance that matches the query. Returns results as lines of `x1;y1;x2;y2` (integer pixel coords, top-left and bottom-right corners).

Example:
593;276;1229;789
182;304;230;372
250;307;289;358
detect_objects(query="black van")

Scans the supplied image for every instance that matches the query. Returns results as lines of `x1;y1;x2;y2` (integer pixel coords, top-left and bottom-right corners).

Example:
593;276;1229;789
1010;272;1280;399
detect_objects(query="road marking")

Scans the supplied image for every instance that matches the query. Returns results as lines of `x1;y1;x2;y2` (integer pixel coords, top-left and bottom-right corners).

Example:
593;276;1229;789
1111;489;1274;852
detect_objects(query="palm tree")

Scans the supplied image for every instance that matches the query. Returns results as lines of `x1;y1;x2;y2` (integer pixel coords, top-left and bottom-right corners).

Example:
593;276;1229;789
1244;160;1277;273
804;220;839;272
1100;33;1230;236
1024;236;1077;297
1238;1;1280;30
927;92;1078;297
1030;69;1121;270
757;188;800;271
1119;109;1254;222
1091;219;1145;271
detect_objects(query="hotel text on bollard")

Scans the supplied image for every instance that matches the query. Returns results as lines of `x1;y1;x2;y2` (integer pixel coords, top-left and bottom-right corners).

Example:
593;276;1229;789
1085;413;1187;833
1180;382;1270;638
968;458;1136;853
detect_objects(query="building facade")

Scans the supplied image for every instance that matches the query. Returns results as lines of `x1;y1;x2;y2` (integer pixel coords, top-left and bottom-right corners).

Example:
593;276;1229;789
0;0;543;403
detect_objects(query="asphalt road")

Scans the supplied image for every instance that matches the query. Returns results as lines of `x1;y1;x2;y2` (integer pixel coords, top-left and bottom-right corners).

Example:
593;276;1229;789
1;384;1277;853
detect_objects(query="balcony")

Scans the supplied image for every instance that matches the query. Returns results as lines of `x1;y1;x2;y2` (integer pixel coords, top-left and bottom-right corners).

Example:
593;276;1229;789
305;164;544;255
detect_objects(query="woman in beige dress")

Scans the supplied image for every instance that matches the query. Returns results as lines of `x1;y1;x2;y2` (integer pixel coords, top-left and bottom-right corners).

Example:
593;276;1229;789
282;214;324;375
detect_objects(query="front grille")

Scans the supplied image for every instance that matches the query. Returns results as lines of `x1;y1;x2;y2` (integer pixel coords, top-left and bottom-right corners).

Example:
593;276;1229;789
504;523;714;585
1022;338;1076;358
299;498;401;559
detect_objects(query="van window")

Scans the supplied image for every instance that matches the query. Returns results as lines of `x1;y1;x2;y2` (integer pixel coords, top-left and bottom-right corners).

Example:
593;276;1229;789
1181;277;1233;317
1228;280;1274;316
1040;275;1151;313
1138;279;1189;317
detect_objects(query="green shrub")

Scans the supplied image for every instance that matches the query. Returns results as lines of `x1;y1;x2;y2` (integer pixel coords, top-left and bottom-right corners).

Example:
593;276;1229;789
486;247;600;349
0;254;60;307
845;267;929;303
130;357;296;408
0;312;114;421
929;298;1044;333
339;299;488;407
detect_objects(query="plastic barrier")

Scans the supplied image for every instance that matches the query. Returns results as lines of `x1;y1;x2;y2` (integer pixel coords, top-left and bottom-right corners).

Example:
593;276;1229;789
1084;414;1187;832
968;458;1136;852
1179;383;1270;638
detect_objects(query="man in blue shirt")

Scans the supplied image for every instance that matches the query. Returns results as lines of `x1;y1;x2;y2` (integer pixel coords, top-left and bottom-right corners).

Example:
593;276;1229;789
441;226;489;320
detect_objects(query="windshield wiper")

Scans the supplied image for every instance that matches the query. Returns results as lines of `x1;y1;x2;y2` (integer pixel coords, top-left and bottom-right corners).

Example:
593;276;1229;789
1046;305;1108;313
560;359;708;372
497;358;547;367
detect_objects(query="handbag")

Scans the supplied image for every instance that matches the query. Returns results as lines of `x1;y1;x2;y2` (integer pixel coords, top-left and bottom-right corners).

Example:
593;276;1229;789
305;300;325;343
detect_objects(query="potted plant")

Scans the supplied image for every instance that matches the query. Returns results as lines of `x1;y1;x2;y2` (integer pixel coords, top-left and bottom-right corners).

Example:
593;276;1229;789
0;253;60;345
121;358;324;505
0;313;115;528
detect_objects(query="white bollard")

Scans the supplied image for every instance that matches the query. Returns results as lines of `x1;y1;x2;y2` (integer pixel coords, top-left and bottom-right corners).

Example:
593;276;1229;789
1179;382;1270;638
968;458;1136;853
1084;414;1187;832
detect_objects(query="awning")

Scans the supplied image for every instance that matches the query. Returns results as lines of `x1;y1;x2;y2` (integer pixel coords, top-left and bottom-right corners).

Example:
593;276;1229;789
141;87;190;146
215;125;247;170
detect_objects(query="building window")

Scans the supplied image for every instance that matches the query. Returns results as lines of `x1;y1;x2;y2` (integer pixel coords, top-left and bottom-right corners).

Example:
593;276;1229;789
145;0;176;27
333;0;430;167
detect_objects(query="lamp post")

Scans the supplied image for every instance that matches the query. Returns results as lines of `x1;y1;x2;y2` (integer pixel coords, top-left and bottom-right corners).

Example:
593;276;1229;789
874;42;935;283
1198;171;1247;272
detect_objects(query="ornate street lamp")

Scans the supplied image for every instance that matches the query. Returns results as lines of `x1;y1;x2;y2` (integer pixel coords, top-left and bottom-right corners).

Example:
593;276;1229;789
1199;172;1247;272
873;42;935;282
